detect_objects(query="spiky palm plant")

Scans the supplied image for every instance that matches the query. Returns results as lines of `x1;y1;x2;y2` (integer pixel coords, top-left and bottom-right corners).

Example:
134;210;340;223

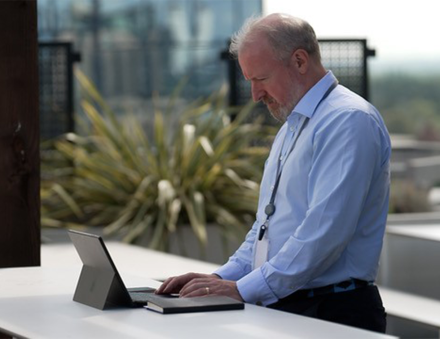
41;69;275;255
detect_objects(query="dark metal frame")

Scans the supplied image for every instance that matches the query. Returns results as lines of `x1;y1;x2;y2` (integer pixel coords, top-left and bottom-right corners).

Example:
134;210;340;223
38;42;81;140
319;38;376;101
221;38;376;107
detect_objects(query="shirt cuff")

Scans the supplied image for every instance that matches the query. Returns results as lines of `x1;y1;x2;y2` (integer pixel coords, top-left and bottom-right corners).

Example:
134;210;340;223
236;268;279;306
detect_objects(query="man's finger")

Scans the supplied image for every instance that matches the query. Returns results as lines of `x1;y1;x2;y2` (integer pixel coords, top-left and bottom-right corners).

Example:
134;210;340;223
179;278;209;296
181;283;213;298
156;276;186;294
155;277;173;294
156;273;199;294
180;278;219;297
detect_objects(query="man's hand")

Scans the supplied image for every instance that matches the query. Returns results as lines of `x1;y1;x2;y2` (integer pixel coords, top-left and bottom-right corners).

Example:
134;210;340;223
156;272;218;295
156;272;244;302
180;277;244;302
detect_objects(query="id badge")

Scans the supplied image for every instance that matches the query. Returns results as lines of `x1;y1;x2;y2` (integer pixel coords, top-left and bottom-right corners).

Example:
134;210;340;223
253;232;269;270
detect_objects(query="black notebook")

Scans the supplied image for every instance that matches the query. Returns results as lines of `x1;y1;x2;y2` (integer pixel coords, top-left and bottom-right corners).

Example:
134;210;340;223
144;294;245;314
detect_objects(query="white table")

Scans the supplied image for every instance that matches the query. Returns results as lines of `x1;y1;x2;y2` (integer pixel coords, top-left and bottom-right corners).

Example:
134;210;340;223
41;241;221;280
386;223;440;242
380;225;440;289
0;243;396;339
379;224;440;337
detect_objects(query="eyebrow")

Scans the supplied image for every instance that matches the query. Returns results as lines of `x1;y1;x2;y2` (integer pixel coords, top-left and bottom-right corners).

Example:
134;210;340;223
244;74;267;81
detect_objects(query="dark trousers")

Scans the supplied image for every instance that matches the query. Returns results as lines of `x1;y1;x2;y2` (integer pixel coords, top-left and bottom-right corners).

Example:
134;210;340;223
268;285;387;333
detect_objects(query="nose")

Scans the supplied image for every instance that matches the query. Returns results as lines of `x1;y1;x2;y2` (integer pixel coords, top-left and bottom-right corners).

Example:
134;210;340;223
251;81;265;103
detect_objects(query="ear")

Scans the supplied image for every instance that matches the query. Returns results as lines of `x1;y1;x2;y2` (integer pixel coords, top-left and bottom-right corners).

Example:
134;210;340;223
290;49;309;74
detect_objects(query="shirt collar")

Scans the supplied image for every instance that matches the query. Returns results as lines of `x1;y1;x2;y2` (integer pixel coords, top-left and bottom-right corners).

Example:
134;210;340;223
287;71;338;125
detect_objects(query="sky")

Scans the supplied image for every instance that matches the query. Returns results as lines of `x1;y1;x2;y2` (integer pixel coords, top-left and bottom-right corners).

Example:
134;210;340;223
264;0;440;74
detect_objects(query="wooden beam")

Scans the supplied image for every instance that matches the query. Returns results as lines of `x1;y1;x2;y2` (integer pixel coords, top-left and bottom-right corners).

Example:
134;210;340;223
0;0;40;267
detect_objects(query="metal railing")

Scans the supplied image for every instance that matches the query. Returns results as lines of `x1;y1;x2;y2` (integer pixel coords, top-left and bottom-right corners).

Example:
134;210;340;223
38;42;81;140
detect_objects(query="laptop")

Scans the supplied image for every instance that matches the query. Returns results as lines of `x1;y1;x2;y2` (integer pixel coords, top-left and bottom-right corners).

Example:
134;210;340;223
68;229;176;310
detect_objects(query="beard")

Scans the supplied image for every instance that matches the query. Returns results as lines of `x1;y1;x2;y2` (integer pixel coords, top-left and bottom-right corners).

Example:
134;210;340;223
262;95;296;123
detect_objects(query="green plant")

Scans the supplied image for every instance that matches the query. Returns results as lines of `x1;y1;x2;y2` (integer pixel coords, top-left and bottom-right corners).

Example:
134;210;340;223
41;70;275;255
388;179;432;213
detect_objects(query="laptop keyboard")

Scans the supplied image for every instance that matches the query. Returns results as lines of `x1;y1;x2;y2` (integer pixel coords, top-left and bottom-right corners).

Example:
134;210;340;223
130;291;178;303
130;292;154;303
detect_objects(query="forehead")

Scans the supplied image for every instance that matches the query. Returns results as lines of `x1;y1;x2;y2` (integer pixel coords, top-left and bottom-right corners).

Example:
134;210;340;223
238;38;280;80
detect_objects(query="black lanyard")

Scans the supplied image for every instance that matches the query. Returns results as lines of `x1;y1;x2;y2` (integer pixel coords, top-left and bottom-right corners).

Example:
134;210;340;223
258;80;338;241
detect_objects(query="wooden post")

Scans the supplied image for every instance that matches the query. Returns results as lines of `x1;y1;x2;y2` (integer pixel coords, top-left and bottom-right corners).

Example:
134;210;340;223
0;0;40;267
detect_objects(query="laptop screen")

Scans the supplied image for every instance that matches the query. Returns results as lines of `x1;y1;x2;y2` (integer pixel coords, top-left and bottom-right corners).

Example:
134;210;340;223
68;229;136;309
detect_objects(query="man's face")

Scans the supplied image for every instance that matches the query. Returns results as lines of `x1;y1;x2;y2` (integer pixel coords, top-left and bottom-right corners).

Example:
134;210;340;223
238;37;303;122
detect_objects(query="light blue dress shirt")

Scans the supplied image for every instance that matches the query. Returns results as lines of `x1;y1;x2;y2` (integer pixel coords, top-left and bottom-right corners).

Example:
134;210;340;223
214;71;391;306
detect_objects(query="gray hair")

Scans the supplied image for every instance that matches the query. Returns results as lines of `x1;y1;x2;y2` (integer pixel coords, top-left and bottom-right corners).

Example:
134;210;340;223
229;14;321;62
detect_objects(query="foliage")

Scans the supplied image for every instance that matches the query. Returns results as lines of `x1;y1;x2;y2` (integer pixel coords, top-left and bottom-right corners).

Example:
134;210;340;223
371;74;440;139
389;179;432;213
41;70;275;254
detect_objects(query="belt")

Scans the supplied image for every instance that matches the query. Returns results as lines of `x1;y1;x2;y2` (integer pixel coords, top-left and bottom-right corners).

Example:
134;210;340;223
296;278;374;298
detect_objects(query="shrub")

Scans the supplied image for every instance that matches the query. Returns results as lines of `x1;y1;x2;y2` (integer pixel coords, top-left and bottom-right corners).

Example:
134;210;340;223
41;70;275;254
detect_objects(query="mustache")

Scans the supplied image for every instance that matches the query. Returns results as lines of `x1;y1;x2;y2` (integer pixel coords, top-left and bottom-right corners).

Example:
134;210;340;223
262;96;276;105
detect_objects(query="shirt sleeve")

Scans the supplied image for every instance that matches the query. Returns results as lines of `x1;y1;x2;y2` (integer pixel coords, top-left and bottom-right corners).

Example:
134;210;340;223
235;109;387;305
213;127;288;284
213;220;258;281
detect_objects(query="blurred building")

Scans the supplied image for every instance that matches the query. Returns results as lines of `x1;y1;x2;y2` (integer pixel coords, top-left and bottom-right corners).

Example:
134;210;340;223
38;0;262;117
390;134;440;190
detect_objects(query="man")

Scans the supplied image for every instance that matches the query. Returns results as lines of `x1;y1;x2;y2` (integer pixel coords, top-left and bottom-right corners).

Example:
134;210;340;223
157;13;390;333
